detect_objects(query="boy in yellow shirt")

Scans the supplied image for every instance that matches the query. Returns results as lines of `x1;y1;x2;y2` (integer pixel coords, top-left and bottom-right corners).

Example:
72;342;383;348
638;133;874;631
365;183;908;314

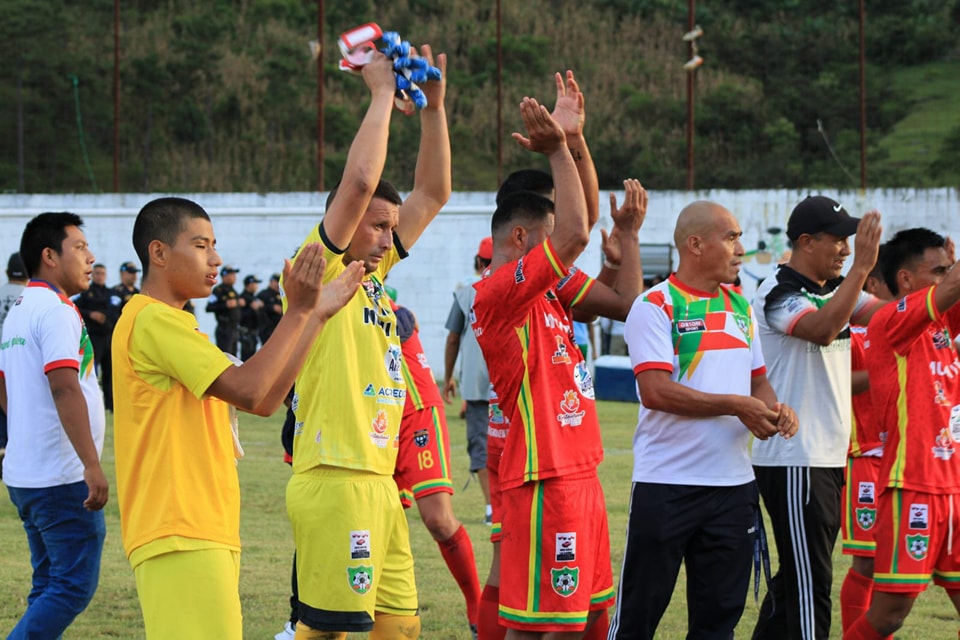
112;196;362;639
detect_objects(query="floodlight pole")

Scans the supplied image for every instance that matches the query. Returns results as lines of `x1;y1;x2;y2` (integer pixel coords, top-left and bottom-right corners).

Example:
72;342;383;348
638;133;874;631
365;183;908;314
496;0;503;187
113;0;120;192
317;0;325;192
858;0;867;190
686;0;695;191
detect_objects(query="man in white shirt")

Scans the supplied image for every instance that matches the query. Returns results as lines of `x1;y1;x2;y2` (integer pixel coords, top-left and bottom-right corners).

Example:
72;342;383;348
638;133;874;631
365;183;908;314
0;212;108;638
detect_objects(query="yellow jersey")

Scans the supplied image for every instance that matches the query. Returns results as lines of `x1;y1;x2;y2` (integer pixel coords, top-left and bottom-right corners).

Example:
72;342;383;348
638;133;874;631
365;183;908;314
286;223;406;475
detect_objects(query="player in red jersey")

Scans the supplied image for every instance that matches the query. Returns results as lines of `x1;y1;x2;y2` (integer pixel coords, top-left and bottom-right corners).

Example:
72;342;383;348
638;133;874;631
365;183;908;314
391;302;482;637
846;228;960;639
839;260;892;632
472;91;645;637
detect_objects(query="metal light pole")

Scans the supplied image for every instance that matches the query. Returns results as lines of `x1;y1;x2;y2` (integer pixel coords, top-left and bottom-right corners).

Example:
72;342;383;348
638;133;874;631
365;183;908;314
316;0;325;192
858;0;867;190
496;0;503;187
113;0;120;192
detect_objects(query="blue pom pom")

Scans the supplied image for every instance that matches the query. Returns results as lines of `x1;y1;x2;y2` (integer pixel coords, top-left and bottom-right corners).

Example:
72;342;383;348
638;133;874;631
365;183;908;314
410;88;427;109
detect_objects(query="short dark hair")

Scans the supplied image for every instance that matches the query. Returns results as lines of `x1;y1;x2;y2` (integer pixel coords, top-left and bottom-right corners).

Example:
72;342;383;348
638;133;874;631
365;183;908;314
325;178;403;211
20;212;84;278
491;191;555;237
496;169;553;205
880;227;946;296
133;197;210;278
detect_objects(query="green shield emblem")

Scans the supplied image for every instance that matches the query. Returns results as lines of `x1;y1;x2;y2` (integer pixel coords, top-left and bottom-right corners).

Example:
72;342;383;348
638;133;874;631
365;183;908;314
347;565;374;595
856;508;876;530
905;534;929;561
551;566;579;597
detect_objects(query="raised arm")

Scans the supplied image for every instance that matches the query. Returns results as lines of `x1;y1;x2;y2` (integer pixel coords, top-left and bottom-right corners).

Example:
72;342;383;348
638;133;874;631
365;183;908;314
513;98;588;268
791;211;883;345
551;71;599;230
395;45;451;250
322;53;397;250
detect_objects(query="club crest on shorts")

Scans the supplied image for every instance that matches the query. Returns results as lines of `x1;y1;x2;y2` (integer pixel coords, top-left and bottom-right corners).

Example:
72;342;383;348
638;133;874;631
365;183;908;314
905;534;929;561
350;530;371;559
551;566;579;597
856;507;876;530
414;429;430;447
347;565;374;594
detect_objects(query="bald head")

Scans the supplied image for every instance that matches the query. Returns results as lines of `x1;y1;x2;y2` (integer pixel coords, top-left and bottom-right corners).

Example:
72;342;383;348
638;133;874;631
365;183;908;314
674;201;731;250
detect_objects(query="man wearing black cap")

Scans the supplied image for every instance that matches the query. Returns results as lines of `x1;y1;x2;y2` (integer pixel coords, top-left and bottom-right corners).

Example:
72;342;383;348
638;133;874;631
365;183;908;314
257;273;283;344
206;265;242;356
0;252;28;463
239;274;264;360
751;196;884;640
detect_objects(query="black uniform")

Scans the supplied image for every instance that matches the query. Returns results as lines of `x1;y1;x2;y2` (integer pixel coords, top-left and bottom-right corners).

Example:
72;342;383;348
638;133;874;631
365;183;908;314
74;282;113;368
257;286;283;343
97;283;138;411
207;283;241;356
239;290;261;361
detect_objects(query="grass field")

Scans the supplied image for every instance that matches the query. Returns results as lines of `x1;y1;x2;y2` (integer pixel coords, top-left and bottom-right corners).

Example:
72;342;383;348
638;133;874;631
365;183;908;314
1;398;957;638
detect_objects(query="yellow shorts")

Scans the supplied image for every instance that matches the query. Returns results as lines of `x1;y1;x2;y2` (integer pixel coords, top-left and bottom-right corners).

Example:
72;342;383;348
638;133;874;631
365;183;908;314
132;539;242;639
287;467;418;632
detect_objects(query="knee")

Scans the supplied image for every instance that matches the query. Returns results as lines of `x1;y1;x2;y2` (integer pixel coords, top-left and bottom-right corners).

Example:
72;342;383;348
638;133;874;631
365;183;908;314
867;598;913;636
422;510;460;541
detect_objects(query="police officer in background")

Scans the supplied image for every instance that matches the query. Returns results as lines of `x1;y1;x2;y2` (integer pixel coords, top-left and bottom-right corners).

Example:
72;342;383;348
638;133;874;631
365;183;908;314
239;274;264;360
104;261;140;410
257;273;283;344
206;265;242;356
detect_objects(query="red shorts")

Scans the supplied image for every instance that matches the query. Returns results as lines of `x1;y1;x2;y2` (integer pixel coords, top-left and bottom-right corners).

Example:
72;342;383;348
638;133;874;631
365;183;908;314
841;456;882;557
487;408;509;544
873;488;960;595
498;471;615;632
393;406;453;509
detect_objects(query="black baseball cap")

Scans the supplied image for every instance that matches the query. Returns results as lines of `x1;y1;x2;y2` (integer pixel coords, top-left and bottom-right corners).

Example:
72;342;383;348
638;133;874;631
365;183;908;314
7;252;26;279
270;273;281;281
244;275;261;285
220;265;240;276
120;261;140;273
786;196;861;242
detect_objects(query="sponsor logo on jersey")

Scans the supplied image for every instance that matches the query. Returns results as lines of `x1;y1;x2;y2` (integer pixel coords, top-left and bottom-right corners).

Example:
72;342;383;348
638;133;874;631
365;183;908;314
489;401;507;425
414;429;429;448
557;267;578;290
293;421;304;436
935;381;951;406
897;296;907;312
551;566;579;597
544;311;570;334
932;329;952;350
856;508;876;530
350;530;371;559
364;384;375;397
574;361;595;400
677;319;707;333
858;482;875;505
909;503;929;529
933;428;956;461
369;411;390;448
929;358;960;379
363;306;394;337
556;532;576;562
551;335;572;364
385;345;404;383
363;384;406;405
291;392;299;412
557;390;586;427
515;258;525;284
347;565;374;594
362;279;384;305
417;352;430;370
905;534;929;561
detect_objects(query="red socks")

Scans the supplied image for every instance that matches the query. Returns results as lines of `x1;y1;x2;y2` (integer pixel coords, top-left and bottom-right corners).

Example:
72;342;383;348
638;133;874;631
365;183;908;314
844;614;891;640
840;567;874;632
477;585;506;640
437;524;482;625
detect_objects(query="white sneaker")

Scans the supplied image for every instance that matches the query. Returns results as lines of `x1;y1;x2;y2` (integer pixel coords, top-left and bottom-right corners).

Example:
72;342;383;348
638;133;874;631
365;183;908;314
274;621;296;640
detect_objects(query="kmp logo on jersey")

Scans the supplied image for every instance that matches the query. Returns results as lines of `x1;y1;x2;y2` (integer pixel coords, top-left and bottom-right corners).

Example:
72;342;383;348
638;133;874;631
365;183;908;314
384;345;404;383
557;390;586;427
347;565;374;595
551;566;579;597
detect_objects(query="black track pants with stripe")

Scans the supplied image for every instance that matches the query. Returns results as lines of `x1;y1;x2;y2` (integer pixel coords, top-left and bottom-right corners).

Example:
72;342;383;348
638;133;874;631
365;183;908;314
751;466;843;640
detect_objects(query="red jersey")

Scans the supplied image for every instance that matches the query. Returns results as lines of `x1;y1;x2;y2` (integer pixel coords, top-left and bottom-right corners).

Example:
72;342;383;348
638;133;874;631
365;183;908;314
390;302;442;417
850;326;884;456
472;239;599;491
866;286;960;494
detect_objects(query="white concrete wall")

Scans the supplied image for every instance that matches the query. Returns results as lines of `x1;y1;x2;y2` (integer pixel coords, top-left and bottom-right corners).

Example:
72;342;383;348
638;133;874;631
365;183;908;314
2;188;958;375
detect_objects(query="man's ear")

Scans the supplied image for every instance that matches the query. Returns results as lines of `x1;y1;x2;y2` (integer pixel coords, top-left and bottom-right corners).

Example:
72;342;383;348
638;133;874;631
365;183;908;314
686;234;703;256
147;239;167;268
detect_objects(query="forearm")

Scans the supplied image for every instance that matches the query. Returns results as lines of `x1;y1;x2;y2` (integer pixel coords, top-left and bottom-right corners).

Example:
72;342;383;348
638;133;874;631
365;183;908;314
548;146;589;265
568;133;599;230
443;334;460;383
413;105;452;210
750;375;779;408
640;376;742;418
797;273;870;345
613;229;642;302
249;313;326;415
51;384;101;469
